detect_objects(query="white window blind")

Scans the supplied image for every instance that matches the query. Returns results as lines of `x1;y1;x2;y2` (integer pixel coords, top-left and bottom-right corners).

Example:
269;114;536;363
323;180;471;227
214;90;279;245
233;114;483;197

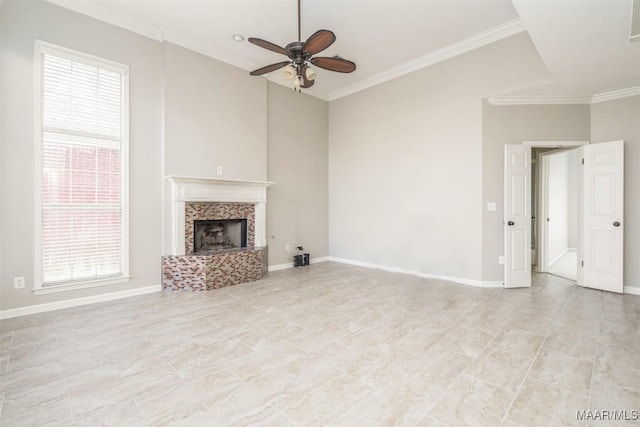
38;45;128;287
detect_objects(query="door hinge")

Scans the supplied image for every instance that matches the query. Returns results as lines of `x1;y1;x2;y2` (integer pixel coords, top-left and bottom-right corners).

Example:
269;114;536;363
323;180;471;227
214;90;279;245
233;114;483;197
581;260;584;267
581;158;584;165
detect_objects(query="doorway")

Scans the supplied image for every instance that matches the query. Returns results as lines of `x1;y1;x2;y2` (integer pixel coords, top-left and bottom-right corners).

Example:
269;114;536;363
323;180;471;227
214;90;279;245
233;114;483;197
534;148;580;281
504;140;624;293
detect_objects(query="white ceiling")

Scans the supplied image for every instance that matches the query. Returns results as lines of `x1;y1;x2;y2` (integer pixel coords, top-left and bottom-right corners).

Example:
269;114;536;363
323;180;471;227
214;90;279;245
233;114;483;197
46;0;640;102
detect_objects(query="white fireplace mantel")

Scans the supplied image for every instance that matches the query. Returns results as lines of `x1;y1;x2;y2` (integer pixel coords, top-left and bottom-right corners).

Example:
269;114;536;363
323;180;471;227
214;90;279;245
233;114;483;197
166;176;274;255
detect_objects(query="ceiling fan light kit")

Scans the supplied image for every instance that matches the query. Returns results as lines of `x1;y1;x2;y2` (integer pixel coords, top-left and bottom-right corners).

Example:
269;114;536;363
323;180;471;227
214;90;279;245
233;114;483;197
248;0;356;92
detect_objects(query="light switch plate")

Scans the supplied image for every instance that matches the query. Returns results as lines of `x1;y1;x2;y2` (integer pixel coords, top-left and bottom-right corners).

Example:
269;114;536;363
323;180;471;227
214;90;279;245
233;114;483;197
487;202;497;211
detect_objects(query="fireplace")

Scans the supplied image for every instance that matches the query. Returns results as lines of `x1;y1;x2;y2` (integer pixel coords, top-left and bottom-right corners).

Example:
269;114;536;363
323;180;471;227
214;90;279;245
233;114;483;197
194;219;247;253
163;177;273;291
184;202;255;255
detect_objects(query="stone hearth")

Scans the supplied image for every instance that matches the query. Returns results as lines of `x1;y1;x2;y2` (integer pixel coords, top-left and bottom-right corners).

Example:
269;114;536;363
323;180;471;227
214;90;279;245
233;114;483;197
162;247;268;291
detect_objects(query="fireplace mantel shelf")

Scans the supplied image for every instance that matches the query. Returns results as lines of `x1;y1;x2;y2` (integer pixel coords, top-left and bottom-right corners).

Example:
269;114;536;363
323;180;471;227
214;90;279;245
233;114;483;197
165;176;274;188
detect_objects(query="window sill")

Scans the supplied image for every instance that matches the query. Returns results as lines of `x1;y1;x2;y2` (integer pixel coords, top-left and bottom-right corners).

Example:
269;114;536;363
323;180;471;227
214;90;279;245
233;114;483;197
33;276;131;295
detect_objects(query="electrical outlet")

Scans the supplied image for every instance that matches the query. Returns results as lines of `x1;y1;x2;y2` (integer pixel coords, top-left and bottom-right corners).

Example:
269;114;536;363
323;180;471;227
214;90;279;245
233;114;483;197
285;244;291;252
498;256;505;265
14;277;25;289
216;166;223;175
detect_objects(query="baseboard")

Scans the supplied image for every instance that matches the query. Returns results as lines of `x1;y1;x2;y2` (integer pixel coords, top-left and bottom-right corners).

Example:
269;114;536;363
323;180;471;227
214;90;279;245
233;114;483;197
481;281;505;288
548;248;570;268
0;284;162;320
328;257;502;288
268;256;330;272
624;286;640;296
268;263;292;272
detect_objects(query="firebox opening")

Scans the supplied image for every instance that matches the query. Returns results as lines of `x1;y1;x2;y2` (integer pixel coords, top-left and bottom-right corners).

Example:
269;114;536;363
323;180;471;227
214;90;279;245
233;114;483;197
194;219;248;253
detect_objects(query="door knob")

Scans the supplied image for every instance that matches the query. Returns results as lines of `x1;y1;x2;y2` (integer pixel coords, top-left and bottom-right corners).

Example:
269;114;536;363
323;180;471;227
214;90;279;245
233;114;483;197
507;221;515;226
613;221;621;227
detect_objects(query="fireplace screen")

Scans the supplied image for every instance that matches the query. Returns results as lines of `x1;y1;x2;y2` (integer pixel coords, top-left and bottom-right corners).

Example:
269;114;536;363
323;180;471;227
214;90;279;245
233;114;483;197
194;219;248;252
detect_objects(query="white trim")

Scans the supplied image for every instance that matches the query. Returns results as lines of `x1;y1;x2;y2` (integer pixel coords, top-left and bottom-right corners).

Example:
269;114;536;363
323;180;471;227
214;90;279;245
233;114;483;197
43;0;163;41
0;285;161;320
159;27;256;72
523;140;589;148
537;150;549;273
631;0;640;42
37;40;129;75
329;18;526;101
42;0;525;102
267;256;330;272
533;144;584;276
121;61;131;285
328;257;502;288
487;96;592;106
624;286;640;296
591;86;640;104
33;276;131;295
488;86;640;106
43;0;254;72
481;281;505;288
34;40;44;294
268;263;292;272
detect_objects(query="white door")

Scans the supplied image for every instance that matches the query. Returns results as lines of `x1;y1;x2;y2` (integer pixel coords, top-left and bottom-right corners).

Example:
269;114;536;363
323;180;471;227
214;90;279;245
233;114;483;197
504;144;532;288
582;140;624;293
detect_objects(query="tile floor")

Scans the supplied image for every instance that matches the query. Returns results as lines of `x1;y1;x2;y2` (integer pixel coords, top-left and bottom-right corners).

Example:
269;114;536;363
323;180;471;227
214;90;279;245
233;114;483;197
0;262;639;426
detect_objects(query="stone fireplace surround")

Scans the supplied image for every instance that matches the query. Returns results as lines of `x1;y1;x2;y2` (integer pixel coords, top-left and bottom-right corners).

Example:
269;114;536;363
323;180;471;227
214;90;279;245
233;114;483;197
163;176;273;291
185;203;254;254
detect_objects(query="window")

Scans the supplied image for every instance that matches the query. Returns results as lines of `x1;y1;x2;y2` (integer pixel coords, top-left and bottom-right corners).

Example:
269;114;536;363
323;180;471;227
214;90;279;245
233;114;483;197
35;41;129;293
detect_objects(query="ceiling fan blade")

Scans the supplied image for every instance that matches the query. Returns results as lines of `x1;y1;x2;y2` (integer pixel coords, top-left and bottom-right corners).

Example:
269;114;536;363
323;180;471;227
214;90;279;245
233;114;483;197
249;61;291;76
310;57;356;73
303;30;336;55
300;65;315;88
248;37;290;56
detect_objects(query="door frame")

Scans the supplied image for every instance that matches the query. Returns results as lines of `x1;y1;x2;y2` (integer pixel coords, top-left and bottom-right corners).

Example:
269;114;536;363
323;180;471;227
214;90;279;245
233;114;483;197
517;141;588;285
536;147;580;274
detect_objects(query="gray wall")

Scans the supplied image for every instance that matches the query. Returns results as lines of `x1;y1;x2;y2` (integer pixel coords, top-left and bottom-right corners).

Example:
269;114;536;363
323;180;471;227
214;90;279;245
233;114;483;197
267;83;329;266
591;95;640;289
329;33;549;282
481;102;591;281
0;0;164;310
163;42;267;182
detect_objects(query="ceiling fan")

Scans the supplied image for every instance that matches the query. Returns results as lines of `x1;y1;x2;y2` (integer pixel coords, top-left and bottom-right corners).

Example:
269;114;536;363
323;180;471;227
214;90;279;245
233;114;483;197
248;0;356;92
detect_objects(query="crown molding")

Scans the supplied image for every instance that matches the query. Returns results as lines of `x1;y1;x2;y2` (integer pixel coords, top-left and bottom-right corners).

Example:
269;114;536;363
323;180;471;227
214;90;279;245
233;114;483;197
591;86;640;103
487;96;592;105
328;18;526;102
488;86;640;106
44;0;259;72
160;28;256;72
44;1;528;102
45;0;162;41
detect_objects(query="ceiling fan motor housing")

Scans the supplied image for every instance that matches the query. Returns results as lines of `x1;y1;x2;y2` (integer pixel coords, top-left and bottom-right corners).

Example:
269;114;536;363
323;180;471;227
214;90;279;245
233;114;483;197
285;41;309;70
